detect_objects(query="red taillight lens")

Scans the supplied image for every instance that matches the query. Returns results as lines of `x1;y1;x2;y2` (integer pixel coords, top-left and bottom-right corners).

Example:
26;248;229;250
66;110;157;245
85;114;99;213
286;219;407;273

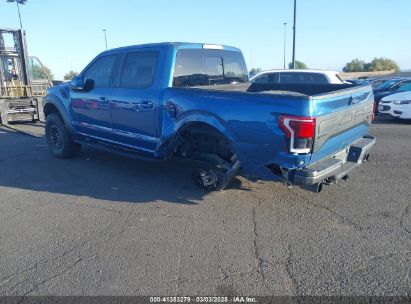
279;115;316;138
279;115;316;153
289;120;316;138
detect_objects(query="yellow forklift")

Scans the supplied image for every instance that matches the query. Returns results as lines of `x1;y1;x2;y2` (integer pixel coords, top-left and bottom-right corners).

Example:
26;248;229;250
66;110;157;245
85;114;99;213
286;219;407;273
0;28;52;124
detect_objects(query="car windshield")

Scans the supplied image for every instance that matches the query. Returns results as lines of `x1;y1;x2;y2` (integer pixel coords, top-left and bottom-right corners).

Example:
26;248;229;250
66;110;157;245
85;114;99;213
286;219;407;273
370;79;386;88
397;82;411;92
375;79;401;90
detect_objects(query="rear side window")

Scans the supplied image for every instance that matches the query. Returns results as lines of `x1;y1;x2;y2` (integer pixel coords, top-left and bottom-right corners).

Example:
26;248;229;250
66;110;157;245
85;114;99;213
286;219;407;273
279;72;328;84
83;55;117;88
120;51;159;89
173;49;248;87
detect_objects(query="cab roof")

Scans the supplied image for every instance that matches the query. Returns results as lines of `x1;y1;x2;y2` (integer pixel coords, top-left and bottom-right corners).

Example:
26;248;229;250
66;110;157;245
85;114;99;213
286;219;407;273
102;42;241;54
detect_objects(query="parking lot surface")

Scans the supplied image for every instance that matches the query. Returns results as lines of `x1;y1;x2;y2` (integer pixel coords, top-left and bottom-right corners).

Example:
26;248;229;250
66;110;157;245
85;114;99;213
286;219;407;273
0;118;410;296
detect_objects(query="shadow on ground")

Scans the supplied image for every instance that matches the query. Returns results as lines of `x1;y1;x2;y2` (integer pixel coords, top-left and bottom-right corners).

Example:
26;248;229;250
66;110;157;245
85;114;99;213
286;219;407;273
372;116;411;125
0;127;250;205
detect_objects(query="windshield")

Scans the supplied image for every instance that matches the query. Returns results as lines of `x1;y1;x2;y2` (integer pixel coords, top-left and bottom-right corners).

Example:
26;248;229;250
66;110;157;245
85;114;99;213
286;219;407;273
375;79;400;90
397;82;411;92
370;79;386;88
173;49;248;87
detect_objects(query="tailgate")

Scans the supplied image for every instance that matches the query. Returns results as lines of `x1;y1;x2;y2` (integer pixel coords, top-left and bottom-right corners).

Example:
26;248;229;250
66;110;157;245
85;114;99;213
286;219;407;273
310;85;374;163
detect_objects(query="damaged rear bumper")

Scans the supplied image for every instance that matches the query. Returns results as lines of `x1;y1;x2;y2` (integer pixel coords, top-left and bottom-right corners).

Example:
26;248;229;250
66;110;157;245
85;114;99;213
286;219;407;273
290;135;376;186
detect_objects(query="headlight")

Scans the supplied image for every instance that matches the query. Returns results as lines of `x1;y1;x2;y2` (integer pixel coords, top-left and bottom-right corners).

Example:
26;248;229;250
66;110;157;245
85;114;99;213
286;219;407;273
393;100;411;105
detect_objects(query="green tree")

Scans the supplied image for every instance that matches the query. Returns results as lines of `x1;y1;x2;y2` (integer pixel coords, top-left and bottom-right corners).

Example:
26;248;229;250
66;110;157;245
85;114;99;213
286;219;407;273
288;60;307;69
64;70;79;80
369;57;399;72
343;59;366;72
343;58;400;72
249;67;262;75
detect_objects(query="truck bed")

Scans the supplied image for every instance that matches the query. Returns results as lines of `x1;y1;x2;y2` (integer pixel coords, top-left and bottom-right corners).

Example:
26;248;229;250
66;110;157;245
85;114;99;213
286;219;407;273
193;82;361;97
170;81;374;172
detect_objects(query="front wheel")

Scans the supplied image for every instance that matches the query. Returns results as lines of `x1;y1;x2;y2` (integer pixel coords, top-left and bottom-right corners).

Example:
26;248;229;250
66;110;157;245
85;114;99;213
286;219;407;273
45;113;80;158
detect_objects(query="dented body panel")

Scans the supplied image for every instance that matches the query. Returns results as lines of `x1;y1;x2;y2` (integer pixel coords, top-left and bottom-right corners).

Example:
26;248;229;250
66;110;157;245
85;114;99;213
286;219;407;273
44;43;375;186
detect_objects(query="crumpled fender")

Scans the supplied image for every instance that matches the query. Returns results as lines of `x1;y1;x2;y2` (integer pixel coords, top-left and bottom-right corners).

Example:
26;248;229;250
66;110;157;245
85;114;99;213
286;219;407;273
157;109;241;157
174;110;237;141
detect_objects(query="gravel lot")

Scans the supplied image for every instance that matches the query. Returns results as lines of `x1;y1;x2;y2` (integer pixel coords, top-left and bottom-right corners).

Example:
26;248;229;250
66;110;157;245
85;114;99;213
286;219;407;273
0;117;410;296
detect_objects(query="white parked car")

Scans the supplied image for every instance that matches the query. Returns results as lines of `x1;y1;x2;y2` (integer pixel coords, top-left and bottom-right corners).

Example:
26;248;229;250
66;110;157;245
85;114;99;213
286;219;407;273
249;69;345;84
378;91;411;119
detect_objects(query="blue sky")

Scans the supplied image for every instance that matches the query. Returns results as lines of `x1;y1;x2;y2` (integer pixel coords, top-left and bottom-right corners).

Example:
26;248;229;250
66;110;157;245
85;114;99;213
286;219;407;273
1;0;410;79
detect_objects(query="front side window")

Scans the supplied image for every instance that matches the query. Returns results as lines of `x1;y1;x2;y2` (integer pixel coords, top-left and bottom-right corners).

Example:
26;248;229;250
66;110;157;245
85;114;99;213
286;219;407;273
173;49;248;87
83;55;117;88
120;51;159;89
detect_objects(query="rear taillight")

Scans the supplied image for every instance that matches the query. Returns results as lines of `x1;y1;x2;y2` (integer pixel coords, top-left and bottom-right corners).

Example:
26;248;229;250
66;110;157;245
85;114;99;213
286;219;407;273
279;115;316;154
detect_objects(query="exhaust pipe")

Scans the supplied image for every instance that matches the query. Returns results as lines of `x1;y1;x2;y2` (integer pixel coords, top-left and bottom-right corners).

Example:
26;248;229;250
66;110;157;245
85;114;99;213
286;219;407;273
303;182;323;193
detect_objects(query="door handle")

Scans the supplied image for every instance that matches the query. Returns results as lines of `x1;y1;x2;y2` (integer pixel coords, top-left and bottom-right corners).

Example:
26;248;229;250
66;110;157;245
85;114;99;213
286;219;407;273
136;100;154;110
98;97;109;104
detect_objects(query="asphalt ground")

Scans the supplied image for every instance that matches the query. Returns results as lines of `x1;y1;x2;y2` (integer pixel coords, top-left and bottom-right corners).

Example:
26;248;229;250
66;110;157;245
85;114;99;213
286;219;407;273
0;117;410;296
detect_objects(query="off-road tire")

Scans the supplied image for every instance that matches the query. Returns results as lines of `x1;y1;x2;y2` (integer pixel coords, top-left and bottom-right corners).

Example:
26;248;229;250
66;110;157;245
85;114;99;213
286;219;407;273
45;113;80;158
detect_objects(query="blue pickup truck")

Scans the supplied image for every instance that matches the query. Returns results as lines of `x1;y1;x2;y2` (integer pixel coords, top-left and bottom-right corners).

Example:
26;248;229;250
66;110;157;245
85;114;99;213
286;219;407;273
44;43;375;192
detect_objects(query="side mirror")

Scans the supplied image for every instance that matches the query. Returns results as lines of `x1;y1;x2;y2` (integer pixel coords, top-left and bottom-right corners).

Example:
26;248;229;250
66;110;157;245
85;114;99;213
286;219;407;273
70;76;84;91
84;79;95;92
70;77;95;92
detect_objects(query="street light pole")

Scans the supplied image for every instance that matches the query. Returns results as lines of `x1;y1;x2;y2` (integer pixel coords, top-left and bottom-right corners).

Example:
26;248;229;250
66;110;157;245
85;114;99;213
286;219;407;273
6;0;27;29
283;22;287;69
292;0;297;69
102;29;108;51
16;1;23;29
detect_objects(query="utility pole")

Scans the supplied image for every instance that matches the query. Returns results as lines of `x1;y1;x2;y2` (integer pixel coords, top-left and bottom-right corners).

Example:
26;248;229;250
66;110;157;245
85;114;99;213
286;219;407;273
102;29;108;51
250;50;253;70
283;22;287;69
6;0;27;29
292;0;297;69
